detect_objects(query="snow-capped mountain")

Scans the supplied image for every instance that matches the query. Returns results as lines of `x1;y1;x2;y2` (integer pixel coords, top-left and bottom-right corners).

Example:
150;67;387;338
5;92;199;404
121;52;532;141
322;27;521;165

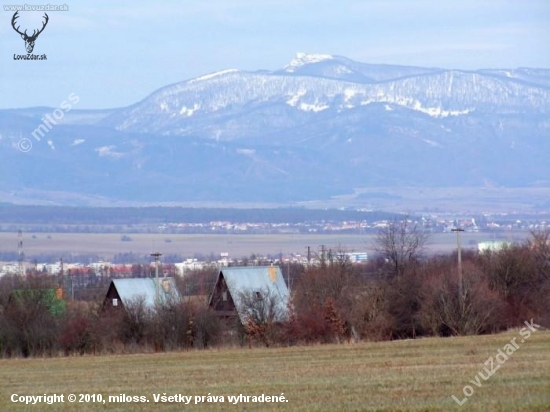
281;52;442;82
1;53;549;205
100;53;549;141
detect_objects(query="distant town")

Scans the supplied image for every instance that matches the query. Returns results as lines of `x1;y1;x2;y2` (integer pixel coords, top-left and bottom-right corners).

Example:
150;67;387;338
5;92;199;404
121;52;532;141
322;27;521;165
1;211;547;277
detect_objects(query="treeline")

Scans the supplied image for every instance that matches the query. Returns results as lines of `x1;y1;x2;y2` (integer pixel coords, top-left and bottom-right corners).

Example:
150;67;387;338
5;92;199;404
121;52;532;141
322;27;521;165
0;226;548;357
284;225;550;342
0;204;398;225
0;271;222;357
0;295;221;357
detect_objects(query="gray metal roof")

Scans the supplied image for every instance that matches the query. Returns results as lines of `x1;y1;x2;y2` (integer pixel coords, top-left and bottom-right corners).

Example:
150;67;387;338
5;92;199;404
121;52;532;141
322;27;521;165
112;277;181;309
218;266;290;322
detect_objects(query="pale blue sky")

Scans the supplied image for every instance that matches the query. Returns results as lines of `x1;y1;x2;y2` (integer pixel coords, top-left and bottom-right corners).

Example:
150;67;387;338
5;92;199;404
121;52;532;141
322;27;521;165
1;0;548;109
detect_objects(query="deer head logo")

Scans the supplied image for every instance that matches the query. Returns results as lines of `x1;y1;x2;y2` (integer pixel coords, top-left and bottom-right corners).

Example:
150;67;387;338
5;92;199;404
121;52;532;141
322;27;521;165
11;11;49;53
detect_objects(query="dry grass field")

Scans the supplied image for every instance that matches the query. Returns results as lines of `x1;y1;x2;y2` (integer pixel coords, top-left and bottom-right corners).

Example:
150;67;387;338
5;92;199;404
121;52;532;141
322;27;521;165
302;187;550;214
0;231;529;261
1;330;549;411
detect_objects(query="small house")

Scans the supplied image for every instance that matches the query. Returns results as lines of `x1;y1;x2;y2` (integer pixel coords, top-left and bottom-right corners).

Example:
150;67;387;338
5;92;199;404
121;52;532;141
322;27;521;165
208;266;290;325
101;277;181;313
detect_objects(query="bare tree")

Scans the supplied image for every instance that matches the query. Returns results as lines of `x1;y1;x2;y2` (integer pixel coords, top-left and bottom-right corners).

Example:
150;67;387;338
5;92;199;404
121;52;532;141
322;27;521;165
118;296;151;347
293;250;355;310
1;288;62;357
477;241;548;326
176;267;219;297
374;218;429;278
419;261;503;336
528;228;550;281
238;287;283;347
59;301;99;356
192;307;221;349
290;250;367;343
151;301;191;351
347;280;391;341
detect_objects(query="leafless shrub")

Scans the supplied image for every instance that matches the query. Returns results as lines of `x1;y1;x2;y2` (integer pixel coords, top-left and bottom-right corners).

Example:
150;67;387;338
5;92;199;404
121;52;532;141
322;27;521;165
118;296;152;347
150;301;191;351
192;306;221;349
347;281;392;341
238;287;284;347
478;240;548;327
0;288;62;357
59;301;100;355
374;218;429;278
419;261;503;336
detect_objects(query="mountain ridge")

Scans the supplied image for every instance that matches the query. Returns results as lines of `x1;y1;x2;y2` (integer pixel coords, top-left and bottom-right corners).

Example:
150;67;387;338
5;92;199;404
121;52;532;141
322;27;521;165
1;53;549;208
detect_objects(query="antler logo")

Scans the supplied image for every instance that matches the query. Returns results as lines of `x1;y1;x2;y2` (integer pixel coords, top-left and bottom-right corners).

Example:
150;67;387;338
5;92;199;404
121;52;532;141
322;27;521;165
11;11;49;53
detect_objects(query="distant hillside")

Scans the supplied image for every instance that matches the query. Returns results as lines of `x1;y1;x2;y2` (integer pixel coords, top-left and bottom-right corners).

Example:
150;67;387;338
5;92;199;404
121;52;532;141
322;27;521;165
1;53;549;205
0;204;398;225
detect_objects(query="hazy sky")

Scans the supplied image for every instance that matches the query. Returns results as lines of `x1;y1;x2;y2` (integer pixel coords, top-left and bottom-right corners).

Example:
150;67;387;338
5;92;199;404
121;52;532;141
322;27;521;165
1;0;548;109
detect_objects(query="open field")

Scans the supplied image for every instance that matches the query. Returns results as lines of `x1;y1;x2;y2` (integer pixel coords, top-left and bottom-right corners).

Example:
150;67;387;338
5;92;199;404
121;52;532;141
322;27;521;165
4;187;550;213
1;330;549;411
0;232;531;261
300;187;550;214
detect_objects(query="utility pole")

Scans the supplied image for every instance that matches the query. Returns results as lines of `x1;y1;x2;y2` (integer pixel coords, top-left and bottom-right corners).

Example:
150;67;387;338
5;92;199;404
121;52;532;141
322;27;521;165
18;229;24;276
151;252;162;304
452;228;465;313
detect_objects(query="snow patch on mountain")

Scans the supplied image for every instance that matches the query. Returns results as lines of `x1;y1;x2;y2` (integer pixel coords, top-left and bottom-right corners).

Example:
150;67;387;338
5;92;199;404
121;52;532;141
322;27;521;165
334;65;353;74
96;145;125;158
413;104;473;118
344;88;357;101
190;69;239;83
286;89;307;106
285;90;330;112
180;103;200;117
237;148;255;156
299;102;329;112
422;138;440;147
285;52;334;72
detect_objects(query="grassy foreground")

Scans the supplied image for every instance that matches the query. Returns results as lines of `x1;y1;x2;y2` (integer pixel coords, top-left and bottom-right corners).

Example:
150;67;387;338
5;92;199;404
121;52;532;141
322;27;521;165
1;330;549;411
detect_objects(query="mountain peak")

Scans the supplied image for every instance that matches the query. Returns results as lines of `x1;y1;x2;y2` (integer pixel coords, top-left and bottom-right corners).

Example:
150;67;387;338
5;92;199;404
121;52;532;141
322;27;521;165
285;52;334;72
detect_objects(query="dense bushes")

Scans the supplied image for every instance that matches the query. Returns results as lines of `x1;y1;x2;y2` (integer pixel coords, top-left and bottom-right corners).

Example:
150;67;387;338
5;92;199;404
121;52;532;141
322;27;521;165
0;230;548;357
0;290;220;357
285;231;550;344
